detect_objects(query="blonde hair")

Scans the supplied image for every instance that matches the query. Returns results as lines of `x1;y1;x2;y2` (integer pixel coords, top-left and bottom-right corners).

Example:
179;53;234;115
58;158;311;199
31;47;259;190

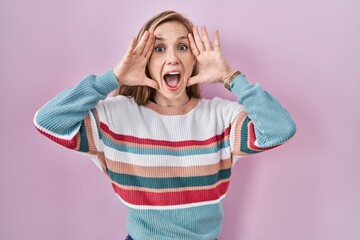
114;10;201;105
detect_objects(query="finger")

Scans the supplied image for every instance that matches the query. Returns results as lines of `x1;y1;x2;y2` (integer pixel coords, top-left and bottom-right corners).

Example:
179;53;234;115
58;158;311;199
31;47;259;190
144;41;154;60
214;30;221;52
143;31;155;59
126;36;137;55
187;75;202;87
201;26;213;51
134;31;149;55
193;26;205;52
188;33;200;56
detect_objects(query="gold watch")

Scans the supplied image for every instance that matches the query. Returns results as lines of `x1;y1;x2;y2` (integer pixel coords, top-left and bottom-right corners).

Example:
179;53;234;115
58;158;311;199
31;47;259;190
224;71;241;90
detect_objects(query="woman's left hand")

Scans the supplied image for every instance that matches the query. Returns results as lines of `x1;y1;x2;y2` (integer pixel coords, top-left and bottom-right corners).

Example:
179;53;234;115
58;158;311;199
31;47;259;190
187;26;237;86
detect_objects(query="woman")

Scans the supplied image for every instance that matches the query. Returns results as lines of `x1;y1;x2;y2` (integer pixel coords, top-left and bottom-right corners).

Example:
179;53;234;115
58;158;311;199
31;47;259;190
34;10;296;240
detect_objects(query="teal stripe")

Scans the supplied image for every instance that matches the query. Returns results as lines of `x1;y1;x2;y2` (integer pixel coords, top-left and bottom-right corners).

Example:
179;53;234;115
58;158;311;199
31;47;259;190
100;134;230;156
108;168;231;189
240;117;261;154
78;120;89;152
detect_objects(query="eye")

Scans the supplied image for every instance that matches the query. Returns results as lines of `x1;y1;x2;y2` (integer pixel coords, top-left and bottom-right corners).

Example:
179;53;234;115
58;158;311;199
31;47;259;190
178;44;188;51
154;45;165;53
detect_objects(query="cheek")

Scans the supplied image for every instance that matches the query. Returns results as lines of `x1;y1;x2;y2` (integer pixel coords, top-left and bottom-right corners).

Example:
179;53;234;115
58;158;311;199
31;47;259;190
184;56;196;74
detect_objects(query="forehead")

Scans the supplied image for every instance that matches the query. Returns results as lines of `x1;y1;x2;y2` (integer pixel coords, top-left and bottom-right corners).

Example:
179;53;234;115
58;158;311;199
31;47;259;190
154;21;189;38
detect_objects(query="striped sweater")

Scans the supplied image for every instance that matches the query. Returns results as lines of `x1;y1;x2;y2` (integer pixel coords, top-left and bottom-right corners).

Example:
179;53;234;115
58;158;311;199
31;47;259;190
34;69;296;240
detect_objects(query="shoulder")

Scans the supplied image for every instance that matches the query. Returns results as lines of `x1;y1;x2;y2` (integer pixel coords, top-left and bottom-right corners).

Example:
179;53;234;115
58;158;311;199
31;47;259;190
194;97;244;123
95;95;141;115
99;95;136;106
198;97;244;112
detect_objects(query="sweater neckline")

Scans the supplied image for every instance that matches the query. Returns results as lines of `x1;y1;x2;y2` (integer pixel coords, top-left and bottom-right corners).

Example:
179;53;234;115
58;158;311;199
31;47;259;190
144;97;200;115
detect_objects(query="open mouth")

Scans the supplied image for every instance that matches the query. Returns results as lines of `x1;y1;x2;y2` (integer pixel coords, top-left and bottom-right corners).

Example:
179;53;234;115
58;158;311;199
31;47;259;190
163;72;181;89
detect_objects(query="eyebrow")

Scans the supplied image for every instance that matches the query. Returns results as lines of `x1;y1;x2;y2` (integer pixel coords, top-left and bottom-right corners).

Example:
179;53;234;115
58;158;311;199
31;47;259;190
155;35;188;41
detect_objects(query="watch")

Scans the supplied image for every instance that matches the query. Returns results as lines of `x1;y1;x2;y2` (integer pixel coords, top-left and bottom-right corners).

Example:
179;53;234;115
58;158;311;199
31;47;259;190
224;71;241;90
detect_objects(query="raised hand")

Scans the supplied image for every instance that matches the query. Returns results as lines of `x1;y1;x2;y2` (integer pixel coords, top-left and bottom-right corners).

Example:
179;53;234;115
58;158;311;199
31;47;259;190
113;31;158;89
187;26;236;86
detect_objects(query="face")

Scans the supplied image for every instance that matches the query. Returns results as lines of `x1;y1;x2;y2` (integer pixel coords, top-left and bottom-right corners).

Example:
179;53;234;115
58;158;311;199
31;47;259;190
148;21;196;107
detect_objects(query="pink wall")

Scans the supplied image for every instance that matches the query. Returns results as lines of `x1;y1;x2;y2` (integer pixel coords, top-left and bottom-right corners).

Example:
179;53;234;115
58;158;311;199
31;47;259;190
1;0;359;239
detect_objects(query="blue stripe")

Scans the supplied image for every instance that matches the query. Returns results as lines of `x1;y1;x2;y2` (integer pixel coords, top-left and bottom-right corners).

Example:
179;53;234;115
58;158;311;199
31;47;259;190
78;120;89;152
100;133;230;156
108;168;231;189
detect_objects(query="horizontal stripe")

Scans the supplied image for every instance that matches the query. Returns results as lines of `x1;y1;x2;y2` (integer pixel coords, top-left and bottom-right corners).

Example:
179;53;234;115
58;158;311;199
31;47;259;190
100;122;231;148
116;192;226;210
101;134;229;156
105;157;232;178
102;144;231;167
111;178;230;193
108;167;231;189
101;130;225;151
112;180;230;206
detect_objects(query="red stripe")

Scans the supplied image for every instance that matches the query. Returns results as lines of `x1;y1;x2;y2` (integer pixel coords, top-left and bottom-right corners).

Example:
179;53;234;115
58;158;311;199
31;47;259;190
100;122;231;147
35;126;78;149
112;181;230;206
248;122;275;151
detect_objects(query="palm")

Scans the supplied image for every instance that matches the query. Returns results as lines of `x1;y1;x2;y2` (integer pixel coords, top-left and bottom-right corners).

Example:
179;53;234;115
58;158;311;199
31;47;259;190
188;26;233;86
119;52;149;85
113;31;158;89
195;51;227;83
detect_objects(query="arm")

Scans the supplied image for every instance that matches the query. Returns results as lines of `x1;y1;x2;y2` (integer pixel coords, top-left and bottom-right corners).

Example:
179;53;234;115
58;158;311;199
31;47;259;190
228;73;296;155
188;26;296;156
33;70;119;153
34;30;158;154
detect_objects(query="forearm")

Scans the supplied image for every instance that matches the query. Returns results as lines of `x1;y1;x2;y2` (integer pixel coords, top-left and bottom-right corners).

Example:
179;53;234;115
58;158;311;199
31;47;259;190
34;69;119;145
229;73;296;148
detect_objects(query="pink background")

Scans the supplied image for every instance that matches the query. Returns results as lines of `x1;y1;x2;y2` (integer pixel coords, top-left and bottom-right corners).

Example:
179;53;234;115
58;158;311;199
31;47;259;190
1;0;359;239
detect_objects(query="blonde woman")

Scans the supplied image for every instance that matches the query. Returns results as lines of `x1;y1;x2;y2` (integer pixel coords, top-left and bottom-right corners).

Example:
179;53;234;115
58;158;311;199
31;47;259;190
34;10;296;240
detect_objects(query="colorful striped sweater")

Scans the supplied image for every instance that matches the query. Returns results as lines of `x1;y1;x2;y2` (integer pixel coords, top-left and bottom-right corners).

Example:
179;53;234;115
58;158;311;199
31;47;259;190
34;69;296;240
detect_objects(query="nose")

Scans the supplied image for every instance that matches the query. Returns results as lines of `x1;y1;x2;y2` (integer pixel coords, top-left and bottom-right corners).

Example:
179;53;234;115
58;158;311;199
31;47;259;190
165;48;179;65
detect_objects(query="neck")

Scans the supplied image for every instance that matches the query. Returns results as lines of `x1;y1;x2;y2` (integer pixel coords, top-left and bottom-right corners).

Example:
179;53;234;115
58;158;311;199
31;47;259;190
154;94;190;107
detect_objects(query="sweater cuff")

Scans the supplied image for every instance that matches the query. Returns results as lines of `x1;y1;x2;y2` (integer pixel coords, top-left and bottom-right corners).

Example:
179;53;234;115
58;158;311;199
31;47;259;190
229;74;250;97
97;69;120;94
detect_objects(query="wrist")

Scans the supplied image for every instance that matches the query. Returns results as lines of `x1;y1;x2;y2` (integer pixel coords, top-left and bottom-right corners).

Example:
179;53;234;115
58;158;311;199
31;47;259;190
222;69;237;84
112;67;125;85
224;70;241;90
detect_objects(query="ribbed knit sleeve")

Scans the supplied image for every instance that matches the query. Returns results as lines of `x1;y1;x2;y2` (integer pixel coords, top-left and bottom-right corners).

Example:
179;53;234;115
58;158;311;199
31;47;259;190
229;73;296;156
33;69;119;154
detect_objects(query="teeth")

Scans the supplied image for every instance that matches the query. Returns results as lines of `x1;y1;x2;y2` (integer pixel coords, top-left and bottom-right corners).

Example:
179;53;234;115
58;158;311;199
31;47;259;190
168;72;180;75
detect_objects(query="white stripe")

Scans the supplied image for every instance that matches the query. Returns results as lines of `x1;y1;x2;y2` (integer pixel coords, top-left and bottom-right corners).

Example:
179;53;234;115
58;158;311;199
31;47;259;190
97;97;243;142
103;145;231;167
116;193;227;210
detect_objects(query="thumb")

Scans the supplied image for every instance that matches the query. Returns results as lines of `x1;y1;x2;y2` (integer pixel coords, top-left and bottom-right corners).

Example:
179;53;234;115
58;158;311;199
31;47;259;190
187;75;202;87
144;77;159;89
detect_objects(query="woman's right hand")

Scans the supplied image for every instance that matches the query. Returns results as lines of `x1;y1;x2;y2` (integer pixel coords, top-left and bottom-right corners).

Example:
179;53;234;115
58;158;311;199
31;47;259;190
113;31;158;89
